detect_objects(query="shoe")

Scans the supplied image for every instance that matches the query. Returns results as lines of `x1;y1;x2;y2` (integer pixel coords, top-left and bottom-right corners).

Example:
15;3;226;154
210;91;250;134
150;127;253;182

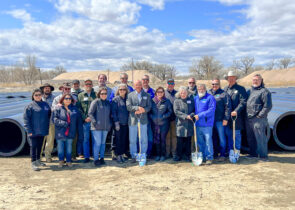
205;160;213;165
83;158;90;163
131;158;136;163
100;158;106;165
259;158;269;162
122;154;129;161
160;156;165;161
71;157;77;162
31;161;40;171
67;162;73;168
94;160;101;166
58;161;64;168
117;156;123;164
218;157;225;162
78;155;84;159
173;156;181;161
155;156;160;161
183;155;191;162
36;159;46;167
46;157;52;163
111;151;117;161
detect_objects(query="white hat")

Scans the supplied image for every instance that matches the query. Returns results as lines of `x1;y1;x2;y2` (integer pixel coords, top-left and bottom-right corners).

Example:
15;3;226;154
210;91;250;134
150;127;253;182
225;71;238;80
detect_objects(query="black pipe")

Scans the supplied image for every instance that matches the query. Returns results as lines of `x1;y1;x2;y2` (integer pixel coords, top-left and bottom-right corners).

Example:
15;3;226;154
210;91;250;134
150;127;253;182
0;118;27;157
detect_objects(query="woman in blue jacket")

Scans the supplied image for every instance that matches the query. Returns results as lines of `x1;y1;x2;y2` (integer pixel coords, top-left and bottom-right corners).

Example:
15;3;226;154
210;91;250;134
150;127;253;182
111;84;129;164
149;87;172;161
24;89;51;171
88;87;112;166
52;94;83;168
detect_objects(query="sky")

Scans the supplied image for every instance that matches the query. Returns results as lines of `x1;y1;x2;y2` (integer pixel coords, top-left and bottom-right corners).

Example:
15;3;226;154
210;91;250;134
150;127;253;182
0;0;294;72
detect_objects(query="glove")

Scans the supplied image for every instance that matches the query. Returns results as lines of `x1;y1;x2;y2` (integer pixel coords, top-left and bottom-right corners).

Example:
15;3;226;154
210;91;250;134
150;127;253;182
115;122;120;131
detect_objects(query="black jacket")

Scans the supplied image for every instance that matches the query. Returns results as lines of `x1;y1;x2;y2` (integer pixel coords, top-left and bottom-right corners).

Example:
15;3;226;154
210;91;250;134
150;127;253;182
23;101;51;137
224;83;248;130
149;97;173;126
208;88;232;122
165;89;177;121
88;98;112;131
111;96;129;125
246;85;272;119
53;104;83;141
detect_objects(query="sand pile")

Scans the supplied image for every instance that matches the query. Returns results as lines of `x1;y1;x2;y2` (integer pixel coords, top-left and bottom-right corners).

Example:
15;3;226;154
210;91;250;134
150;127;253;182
239;67;295;87
53;70;161;84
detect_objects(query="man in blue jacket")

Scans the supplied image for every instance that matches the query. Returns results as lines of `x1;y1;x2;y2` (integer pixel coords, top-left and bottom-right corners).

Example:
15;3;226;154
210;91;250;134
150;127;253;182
194;84;216;165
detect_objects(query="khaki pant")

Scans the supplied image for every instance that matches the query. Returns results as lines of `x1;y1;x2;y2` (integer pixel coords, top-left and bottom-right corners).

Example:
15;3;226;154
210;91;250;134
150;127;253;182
166;121;177;157
44;124;55;159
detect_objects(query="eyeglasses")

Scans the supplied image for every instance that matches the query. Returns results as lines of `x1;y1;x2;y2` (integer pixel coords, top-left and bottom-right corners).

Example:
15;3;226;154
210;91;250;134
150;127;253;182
64;97;72;100
64;88;71;90
120;77;128;80
142;79;149;81
189;82;195;84
157;91;164;94
167;82;174;85
34;94;42;97
100;93;107;95
119;89;127;91
212;83;220;86
85;83;92;86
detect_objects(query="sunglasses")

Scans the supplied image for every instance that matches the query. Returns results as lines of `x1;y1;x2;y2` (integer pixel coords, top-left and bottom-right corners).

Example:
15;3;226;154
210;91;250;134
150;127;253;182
167;82;174;85
212;83;220;86
189;82;195;84
119;89;127;91
100;93;107;95
64;88;71;90
142;78;149;81
64;97;72;100
34;94;42;97
85;83;92;86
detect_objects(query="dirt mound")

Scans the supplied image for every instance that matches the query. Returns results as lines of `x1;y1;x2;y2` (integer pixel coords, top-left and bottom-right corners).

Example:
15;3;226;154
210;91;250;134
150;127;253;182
239;68;295;87
53;70;160;84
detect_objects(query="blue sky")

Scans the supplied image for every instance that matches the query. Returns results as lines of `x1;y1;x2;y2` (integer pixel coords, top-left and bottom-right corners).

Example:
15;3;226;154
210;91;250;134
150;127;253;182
0;0;294;72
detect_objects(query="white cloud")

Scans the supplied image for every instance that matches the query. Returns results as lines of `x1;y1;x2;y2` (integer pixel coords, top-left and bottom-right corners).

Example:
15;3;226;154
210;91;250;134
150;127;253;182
1;0;295;72
5;9;32;22
136;0;165;10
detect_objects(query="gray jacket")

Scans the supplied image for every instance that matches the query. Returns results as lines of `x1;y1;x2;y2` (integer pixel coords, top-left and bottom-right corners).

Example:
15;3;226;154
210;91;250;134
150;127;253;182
246;85;272;119
174;96;195;137
126;90;152;125
88;98;112;131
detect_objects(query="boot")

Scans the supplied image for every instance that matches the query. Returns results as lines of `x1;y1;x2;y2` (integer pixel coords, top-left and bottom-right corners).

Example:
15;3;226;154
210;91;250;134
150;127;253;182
31;161;40;171
36;159;46;167
100;158;106;165
58;161;64;168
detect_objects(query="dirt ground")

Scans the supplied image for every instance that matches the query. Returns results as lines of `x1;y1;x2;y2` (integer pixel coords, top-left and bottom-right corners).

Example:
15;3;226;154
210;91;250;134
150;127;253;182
0;152;294;210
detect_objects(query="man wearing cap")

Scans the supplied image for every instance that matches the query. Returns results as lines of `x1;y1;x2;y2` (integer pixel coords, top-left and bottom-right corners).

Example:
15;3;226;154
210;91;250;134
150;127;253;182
45;82;71;162
188;77;198;97
71;79;83;102
94;74;112;100
40;83;55;162
224;71;248;158
109;72;134;101
246;74;272;161
77;79;97;163
141;74;155;158
165;79;178;159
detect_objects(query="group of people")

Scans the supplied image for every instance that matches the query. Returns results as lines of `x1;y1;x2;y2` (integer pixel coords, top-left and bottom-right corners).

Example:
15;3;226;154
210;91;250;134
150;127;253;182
23;71;272;171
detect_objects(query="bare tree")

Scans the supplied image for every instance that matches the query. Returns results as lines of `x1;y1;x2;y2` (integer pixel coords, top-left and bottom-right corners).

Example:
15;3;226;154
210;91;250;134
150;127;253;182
189;56;223;79
279;57;293;69
266;58;277;70
240;56;255;75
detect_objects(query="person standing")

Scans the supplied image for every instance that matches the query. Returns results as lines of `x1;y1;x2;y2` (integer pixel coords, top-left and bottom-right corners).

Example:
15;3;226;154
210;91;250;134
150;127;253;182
76;79;97;163
40;83;55;162
173;86;195;161
94;74;112;100
24;89;51;171
188;77;198;97
165;79;178;159
194;84;216;165
246;74;272;161
126;80;152;163
208;79;231;161
150;87;172;161
111;84;130;163
88;87;112;166
224;71;248;158
71;79;84;102
142;75;155;158
52;94;83;168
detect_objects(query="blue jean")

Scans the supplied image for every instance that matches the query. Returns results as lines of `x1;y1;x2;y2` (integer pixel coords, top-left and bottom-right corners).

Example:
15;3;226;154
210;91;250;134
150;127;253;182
57;138;73;162
83;122;91;158
225;126;241;151
129;124;148;158
214;121;227;157
147;121;154;156
196;127;213;161
92;130;108;161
